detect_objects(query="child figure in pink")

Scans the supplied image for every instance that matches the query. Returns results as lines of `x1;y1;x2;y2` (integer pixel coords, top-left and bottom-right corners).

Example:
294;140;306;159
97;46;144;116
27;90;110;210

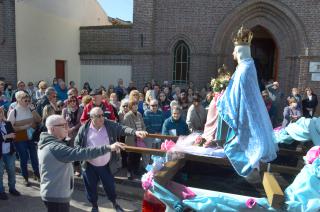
199;65;231;147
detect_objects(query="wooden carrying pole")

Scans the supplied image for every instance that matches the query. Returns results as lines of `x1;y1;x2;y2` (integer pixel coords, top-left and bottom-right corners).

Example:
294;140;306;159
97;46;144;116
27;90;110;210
124;146;166;156
146;133;178;140
123;146;300;175
262;172;284;208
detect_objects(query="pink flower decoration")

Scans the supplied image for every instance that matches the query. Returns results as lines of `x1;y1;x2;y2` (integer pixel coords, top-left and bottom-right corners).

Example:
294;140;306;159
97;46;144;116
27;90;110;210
306;146;320;164
141;172;154;190
273;126;283;133
161;140;176;151
194;136;202;144
246;198;256;209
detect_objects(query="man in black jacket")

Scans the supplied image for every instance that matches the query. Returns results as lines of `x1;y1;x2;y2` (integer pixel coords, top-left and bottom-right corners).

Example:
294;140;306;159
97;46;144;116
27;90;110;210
75;107;148;212
36;87;57;116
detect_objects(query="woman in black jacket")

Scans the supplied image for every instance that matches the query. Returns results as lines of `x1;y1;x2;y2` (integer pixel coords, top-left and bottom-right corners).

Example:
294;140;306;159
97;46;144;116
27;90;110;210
302;87;318;118
0;107;20;199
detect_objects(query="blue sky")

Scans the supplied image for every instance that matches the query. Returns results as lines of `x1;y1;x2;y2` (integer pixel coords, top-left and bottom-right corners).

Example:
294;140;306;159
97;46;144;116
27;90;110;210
97;0;133;22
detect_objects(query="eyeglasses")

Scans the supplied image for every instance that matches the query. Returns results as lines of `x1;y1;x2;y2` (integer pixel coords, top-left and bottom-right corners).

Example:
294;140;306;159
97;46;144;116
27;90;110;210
23;99;31;103
122;105;128;108
92;114;104;119
53;123;68;129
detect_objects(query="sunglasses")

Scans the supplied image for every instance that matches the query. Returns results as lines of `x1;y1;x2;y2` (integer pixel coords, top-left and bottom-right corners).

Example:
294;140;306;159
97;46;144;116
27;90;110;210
150;105;158;107
92;114;104;119
122;105;128;108
53;123;68;129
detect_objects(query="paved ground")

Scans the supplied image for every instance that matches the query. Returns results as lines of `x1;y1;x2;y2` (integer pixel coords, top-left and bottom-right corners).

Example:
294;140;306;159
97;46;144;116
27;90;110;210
0;174;142;212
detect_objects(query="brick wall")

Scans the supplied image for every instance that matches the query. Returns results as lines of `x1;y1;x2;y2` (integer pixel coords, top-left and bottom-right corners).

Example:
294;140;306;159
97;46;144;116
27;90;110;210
0;0;17;84
80;25;132;54
80;0;320;99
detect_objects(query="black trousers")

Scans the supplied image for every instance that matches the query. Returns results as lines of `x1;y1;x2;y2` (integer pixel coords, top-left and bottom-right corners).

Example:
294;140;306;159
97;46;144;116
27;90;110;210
43;201;69;212
119;136;127;168
82;163;116;205
127;152;141;174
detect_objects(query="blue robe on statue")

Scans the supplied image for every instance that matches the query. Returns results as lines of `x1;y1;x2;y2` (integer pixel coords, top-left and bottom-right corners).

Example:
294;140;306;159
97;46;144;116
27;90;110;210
217;58;278;176
275;117;320;146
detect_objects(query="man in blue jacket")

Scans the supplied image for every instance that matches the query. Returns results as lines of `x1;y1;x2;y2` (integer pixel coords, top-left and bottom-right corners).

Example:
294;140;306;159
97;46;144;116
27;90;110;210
144;99;164;147
162;106;189;136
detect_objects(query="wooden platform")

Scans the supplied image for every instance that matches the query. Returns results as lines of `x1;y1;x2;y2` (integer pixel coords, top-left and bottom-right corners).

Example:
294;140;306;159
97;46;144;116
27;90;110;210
124;146;301;175
123;134;305;208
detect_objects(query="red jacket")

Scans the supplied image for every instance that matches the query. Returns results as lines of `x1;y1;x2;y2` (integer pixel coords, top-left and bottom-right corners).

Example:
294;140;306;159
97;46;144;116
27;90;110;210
80;100;116;124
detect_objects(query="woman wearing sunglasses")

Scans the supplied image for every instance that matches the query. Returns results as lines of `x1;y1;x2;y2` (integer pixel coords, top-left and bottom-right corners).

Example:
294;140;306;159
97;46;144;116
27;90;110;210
7;91;41;186
62;96;82;176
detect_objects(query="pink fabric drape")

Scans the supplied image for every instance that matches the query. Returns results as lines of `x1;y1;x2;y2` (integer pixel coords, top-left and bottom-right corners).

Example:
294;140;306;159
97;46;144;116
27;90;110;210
201;92;222;142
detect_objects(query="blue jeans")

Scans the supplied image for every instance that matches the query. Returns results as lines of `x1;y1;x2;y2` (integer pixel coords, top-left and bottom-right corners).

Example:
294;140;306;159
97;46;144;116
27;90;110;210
0;153;16;192
82;163;116;206
14;141;39;178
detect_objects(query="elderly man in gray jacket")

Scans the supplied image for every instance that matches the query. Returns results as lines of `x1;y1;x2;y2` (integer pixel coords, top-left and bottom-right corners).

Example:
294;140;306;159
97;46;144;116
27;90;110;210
38;114;126;212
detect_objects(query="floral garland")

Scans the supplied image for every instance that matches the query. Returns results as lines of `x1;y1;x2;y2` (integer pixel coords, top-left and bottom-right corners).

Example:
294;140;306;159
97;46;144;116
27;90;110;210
210;64;231;93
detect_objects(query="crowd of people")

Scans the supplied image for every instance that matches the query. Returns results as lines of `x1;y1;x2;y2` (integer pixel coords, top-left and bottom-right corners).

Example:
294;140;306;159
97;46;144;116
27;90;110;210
260;81;318;128
0;76;318;211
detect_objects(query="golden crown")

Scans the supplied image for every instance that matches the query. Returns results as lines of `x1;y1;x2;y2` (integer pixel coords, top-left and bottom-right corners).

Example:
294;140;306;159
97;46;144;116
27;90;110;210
233;25;253;45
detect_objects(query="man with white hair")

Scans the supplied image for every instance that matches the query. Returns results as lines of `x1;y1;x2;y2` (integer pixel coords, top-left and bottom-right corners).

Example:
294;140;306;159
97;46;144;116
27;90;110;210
38;114;125;212
75;107;148;212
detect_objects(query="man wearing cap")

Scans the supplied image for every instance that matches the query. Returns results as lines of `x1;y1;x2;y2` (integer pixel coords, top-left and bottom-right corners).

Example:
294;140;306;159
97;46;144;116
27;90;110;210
80;88;116;124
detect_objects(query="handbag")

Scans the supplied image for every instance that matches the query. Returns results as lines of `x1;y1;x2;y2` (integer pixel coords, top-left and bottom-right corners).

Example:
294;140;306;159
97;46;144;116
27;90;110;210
15;130;28;142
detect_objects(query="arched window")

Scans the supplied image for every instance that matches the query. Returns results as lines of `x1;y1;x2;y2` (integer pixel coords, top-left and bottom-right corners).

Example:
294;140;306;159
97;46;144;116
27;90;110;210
173;40;190;83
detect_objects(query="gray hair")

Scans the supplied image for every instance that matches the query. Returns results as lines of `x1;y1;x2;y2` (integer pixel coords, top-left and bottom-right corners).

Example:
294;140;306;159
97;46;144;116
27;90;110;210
46;115;64;132
170;100;179;109
171;105;181;113
89;107;103;118
15;91;29;102
45;87;56;96
150;99;158;105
